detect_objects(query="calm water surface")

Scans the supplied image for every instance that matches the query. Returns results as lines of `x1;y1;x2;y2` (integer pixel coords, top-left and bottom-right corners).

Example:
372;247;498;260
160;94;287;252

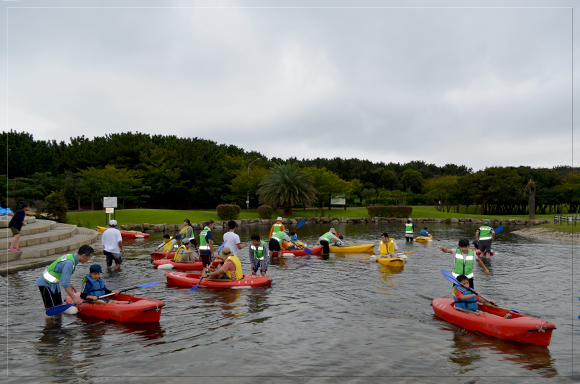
2;223;578;383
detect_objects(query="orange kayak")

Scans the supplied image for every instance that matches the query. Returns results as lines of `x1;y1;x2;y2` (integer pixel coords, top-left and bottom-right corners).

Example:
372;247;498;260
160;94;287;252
65;292;164;322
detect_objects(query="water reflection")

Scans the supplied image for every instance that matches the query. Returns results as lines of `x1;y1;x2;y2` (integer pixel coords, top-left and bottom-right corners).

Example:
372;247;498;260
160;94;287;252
436;318;557;377
37;318;78;377
79;318;165;343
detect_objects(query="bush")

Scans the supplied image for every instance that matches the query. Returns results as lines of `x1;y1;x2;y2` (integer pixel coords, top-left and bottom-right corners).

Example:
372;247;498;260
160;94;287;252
216;204;241;220
257;205;274;219
366;205;412;218
46;190;68;223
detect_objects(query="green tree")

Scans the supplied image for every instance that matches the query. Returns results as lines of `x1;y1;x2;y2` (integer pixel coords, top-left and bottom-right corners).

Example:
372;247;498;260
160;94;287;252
401;169;423;193
557;172;580;213
228;166;270;206
46;189;68;222
423;175;459;212
303;166;352;210
257;163;317;215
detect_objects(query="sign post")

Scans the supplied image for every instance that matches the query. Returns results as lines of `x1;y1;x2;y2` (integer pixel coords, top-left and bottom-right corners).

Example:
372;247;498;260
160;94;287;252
103;197;118;225
331;193;347;210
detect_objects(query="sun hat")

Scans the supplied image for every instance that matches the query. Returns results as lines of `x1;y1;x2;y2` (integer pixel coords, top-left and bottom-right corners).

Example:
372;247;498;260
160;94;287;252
89;264;102;273
276;217;283;221
109;220;117;226
329;228;336;233
221;247;233;256
284;229;289;233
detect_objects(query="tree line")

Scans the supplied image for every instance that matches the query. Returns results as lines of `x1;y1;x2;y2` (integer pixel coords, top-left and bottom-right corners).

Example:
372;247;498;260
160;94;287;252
1;130;578;216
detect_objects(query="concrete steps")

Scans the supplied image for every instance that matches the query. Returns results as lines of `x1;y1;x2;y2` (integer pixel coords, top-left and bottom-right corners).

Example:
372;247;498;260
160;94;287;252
0;219;100;274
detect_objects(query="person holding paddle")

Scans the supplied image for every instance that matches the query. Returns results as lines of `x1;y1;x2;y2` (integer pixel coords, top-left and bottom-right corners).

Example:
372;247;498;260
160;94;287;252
35;245;94;318
81;264;131;304
201;247;243;281
476;219;495;260
436;239;490;290
454;274;510;318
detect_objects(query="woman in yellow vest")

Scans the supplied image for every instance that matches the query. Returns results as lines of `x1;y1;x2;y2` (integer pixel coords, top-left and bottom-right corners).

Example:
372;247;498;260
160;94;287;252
202;247;243;281
379;233;398;256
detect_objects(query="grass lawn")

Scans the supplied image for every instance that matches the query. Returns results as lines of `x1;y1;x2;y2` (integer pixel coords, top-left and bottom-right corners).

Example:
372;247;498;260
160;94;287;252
66;206;559;227
536;223;579;233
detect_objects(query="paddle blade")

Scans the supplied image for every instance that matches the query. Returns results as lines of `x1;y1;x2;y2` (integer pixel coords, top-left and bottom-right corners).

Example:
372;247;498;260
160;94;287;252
297;219;306;229
157;263;174;270
136;282;160;289
441;269;461;286
190;277;204;291
494;226;504;234
218;243;225;254
303;247;312;255
46;303;75;317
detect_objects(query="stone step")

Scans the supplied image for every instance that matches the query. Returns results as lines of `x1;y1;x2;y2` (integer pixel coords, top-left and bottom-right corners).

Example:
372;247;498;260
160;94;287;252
0;223;77;248
0;215;36;228
0;227;100;264
0;220;56;239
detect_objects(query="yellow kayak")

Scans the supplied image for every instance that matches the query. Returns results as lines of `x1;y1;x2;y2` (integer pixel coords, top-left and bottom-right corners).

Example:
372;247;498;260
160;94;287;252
376;256;405;267
415;235;433;243
329;244;375;253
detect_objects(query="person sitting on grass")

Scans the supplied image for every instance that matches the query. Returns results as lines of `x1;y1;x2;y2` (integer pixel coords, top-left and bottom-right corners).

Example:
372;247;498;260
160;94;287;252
454;274;510;319
201;247;243;281
81;264;130;304
173;238;199;263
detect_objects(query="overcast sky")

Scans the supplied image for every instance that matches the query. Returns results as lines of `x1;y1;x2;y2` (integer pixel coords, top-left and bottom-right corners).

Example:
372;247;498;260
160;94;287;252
1;0;578;170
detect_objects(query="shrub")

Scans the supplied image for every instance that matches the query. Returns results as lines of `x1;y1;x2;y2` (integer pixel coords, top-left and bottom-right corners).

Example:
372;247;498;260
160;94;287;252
46;190;68;223
216;204;241;220
257;205;274;219
366;205;412;218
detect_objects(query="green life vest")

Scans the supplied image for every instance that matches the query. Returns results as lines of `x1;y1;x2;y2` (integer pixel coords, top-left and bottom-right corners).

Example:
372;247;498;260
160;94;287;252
43;254;77;284
319;232;333;243
479;226;492;241
452;248;474;279
199;228;211;250
273;222;283;233
271;231;286;242
405;223;414;234
251;240;266;260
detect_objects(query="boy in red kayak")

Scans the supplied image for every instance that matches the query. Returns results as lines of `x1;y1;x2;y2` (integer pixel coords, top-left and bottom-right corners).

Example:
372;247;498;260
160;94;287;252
454;274;510;318
81;264;130;304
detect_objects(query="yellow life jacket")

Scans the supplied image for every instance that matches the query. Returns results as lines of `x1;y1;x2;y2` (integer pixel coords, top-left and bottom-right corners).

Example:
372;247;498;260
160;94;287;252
162;237;175;252
225;255;243;281
379;238;396;255
173;245;187;262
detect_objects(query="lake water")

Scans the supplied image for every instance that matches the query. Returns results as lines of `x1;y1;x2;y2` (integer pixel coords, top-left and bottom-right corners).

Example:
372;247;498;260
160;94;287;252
2;223;578;383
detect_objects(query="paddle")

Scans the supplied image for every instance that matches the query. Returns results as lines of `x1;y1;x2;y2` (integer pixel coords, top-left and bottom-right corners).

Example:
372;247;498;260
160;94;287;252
190;276;205;291
494;226;504;234
296;219;306;229
45;282;160;316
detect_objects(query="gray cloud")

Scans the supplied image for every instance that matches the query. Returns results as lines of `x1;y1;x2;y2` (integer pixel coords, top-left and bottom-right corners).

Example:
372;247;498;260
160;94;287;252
2;2;577;170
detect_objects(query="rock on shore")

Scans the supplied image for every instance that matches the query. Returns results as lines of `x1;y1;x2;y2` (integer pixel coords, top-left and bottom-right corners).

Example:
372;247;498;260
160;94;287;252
513;227;579;242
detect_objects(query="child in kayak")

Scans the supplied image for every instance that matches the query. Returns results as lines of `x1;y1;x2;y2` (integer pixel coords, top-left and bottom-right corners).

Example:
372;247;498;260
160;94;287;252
287;231;298;250
420;227;429;237
155;234;176;252
173;238;199;263
334;235;346;246
454;274;510;318
81;265;130;304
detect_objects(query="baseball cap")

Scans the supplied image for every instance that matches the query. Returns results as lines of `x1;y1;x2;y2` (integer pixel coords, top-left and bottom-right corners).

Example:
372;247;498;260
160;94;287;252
175;234;182;240
89;264;102;273
109;220;117;226
183;238;191;244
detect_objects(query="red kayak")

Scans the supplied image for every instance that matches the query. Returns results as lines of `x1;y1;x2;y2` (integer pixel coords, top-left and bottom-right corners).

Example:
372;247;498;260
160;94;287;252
273;246;323;257
65;292;164;322
432;297;556;346
97;226;150;239
151;251;175;261
153;259;220;270
474;249;496;256
165;272;273;289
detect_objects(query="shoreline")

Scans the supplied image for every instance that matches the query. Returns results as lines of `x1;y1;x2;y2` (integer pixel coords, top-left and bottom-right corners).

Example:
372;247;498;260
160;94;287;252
512;227;579;242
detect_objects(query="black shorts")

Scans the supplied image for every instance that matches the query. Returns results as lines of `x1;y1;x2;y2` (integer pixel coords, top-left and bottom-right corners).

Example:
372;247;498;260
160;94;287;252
320;240;330;254
39;286;62;310
104;251;122;267
479;240;492;254
200;253;212;267
269;238;281;252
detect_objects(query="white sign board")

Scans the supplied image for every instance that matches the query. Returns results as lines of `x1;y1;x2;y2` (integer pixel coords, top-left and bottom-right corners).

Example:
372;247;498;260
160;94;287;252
103;197;118;208
106;208;115;214
331;193;346;205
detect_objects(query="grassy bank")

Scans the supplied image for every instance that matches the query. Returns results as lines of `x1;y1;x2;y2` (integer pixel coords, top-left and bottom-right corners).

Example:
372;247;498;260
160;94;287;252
535;223;579;234
65;206;558;227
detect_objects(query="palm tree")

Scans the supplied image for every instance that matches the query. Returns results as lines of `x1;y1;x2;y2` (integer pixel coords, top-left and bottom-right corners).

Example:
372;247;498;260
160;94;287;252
257;163;317;215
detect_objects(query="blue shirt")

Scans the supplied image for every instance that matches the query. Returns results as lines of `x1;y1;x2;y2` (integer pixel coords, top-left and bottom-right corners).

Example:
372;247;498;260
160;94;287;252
420;229;428;236
35;253;79;293
290;235;298;241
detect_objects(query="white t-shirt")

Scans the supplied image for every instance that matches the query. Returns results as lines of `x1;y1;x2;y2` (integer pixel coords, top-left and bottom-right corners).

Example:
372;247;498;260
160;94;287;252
223;231;241;255
102;227;122;253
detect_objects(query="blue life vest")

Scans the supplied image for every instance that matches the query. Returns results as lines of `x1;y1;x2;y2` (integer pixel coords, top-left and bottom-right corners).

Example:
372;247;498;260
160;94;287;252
420;229;428;236
82;274;107;297
453;284;479;312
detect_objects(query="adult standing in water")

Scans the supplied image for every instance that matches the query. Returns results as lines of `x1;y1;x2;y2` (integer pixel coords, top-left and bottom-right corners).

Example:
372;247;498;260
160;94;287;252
476;219;495;260
405;218;415;242
435;238;490;290
318;228;343;254
199;220;215;273
249;234;269;276
223;220;246;256
269;217;285;239
35;245;94;318
102;220;123;270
